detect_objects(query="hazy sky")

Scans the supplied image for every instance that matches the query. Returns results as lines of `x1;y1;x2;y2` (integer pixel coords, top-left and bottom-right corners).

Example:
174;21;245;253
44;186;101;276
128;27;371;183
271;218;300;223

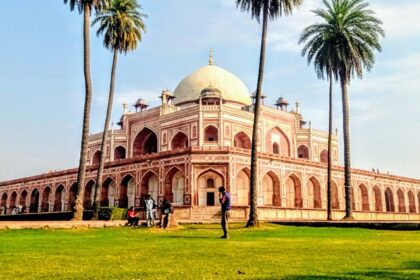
0;0;419;181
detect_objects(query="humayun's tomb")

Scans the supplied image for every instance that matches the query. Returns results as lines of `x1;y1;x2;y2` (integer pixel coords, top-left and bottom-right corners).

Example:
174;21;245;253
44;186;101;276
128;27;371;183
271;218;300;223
1;55;419;221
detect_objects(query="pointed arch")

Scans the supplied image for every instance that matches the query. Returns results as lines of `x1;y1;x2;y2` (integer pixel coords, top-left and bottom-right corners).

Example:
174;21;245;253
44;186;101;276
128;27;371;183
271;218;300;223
286;174;302;208
197;170;225;206
171;131;189;149
385;188;395;212
262;171;281;206
331;180;339;209
133;127;158;156
54;185;66;212
114;146;126;160
397;189;406;213
407;190;416;213
204;125;218;142
140;170;159;203
164;167;185;205
234;132;251;149
101;177;116;207
358;184;369;211
9;191;17;214
41;186;52;212
83;180;95;209
19;190;28;213
265;127;290;157
68;183;78;211
297;145;309;159
1;193;7;214
320;150;328;164
235;168;250;206
372;186;382;212
30;188;40;213
92;150;101;165
307;177;321;209
120;174;136;208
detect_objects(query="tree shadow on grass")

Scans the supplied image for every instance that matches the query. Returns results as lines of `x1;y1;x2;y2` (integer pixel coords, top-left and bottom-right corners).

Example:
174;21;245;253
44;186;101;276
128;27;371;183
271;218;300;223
159;235;213;239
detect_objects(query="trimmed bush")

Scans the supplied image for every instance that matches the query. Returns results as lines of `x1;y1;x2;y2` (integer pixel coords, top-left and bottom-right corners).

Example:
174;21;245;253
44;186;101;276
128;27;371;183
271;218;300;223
111;208;128;220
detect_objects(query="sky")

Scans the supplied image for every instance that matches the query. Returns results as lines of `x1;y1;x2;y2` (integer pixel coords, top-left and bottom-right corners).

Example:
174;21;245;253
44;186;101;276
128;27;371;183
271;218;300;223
0;0;419;181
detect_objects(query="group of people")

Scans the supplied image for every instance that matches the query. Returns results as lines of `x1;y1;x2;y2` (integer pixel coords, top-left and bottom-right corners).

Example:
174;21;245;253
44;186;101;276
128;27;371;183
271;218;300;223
126;187;231;239
127;196;173;229
0;205;25;215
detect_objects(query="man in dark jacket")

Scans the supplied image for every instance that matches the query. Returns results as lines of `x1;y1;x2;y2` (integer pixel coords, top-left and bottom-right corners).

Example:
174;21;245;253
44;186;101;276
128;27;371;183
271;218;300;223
218;186;231;239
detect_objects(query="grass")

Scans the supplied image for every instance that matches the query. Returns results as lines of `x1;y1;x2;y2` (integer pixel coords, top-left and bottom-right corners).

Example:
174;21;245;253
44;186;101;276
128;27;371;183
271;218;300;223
0;223;419;279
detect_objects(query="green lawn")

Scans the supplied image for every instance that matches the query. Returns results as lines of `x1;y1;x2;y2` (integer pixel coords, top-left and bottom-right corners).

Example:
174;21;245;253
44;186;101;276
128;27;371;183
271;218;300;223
0;223;419;279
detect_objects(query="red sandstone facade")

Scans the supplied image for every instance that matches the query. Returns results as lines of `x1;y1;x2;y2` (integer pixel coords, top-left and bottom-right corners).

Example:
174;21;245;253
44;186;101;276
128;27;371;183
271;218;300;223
1;62;419;221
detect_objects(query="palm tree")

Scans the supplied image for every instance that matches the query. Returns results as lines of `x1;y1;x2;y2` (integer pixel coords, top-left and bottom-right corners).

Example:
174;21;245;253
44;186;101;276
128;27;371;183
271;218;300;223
91;0;146;215
301;0;384;219
299;12;340;221
236;0;303;227
64;0;109;220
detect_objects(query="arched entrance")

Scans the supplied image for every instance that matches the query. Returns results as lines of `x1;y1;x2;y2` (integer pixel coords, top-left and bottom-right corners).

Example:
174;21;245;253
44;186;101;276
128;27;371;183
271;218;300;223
385;188;395;212
19;190;28;213
331;181;339;209
197;170;224;206
140;171;159;203
397;189;406;213
265;127;290;156
1;193;7;214
373;186;382;212
262;171;281;206
358;184;369;211
286;174;302;208
41;186;51;212
30;189;40;213
54;185;66;212
84;180;95;209
408;190;416;213
297;145;309;159
9;192;17;214
234;132;251;149
164;168;185;205
92;150;101;165
307;177;321;209
235;168;250;206
320;150;328;163
171;132;189;149
120;175;136;208
68;183;78;211
101;178;116;207
114;146;126;160
204;125;218;142
133;128;158;156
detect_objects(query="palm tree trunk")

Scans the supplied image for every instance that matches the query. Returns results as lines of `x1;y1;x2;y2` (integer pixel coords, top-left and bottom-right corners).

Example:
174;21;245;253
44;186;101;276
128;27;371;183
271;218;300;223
247;2;269;228
93;49;118;218
327;71;333;221
73;3;93;221
340;75;353;219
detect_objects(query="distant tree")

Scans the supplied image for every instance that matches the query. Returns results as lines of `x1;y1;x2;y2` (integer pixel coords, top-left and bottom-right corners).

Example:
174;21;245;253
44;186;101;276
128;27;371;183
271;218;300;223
301;0;384;219
63;0;109;220
92;0;146;215
236;0;303;227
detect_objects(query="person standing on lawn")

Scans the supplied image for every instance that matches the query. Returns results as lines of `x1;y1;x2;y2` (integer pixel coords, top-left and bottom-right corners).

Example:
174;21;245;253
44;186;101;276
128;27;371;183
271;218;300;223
219;186;231;239
145;195;155;227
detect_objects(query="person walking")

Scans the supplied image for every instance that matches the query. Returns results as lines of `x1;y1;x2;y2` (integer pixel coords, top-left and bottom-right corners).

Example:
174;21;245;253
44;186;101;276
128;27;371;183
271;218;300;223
218;186;231;239
145;195;155;227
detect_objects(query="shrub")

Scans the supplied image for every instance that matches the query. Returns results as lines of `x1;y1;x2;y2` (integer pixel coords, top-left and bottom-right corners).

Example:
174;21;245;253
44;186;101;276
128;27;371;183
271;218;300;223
111;208;128;220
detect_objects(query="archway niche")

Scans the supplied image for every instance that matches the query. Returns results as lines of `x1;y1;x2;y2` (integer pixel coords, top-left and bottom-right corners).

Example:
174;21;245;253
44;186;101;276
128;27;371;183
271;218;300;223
101;178;116;207
41;187;51;212
320;150;328;164
9;192;17;214
373;186;382;212
133;128;158;156
265;127;290;157
407;190;416;213
297;145;309;159
262;171;281;206
204;125;218;142
92;151;101;165
140;171;159;204
114;146;126;160
307;177;321;209
84;180;95;209
331;181;339;209
286;174;302;208
235;168;250;206
19;190;28;213
397;189;406;213
358;184;369;211
164;168;185;205
30;189;39;213
54;185;66;212
68;183;78;211
418;192;420;213
234;132;251;149
171;132;189;150
197;170;224;206
120;175;136;208
384;188;395;212
0;193;6;213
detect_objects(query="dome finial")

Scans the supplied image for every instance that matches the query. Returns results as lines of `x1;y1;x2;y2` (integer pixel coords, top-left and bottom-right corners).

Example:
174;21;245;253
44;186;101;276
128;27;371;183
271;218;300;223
209;48;214;65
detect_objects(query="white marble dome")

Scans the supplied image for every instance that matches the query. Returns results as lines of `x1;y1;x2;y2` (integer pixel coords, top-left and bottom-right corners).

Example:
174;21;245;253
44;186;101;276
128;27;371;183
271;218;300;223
173;64;252;106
